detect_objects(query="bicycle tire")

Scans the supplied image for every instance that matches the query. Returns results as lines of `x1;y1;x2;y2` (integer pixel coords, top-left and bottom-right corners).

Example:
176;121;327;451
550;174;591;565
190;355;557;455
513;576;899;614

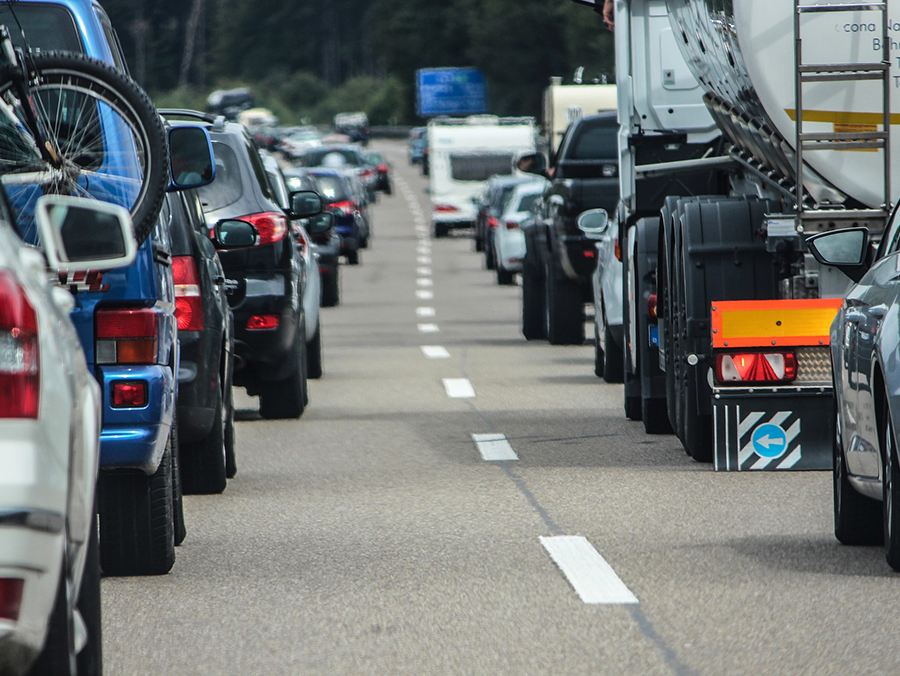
0;51;167;245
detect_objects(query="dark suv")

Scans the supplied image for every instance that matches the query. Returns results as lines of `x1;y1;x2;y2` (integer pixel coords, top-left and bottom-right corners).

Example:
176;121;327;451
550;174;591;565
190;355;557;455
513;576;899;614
162;110;312;419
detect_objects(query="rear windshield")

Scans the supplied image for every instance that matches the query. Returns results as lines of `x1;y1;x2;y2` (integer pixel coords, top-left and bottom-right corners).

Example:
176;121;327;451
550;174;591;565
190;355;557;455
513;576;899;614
0;4;83;53
569;123;617;160
304;148;362;168
311;174;349;202
197;142;243;211
515;193;540;213
451;153;513;182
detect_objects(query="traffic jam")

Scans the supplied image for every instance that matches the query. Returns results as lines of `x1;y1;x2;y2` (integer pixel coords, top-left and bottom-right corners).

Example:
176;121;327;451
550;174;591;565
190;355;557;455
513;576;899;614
4;0;900;674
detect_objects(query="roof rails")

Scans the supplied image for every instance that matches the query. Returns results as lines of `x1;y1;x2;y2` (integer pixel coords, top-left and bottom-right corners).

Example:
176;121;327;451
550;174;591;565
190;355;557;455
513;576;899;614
158;109;227;132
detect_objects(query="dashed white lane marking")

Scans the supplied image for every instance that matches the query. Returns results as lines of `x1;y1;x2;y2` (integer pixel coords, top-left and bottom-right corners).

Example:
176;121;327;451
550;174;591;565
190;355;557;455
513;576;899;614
539;536;639;605
417;245;431;254
472;433;518;461
443;378;475;398
417;267;432;276
417;278;433;287
416;307;436;317
418;323;439;333
416;290;434;300
421;345;450;359
418;256;432;264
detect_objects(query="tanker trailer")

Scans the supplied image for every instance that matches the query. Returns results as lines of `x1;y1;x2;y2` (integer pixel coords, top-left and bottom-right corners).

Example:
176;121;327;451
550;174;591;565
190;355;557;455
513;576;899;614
575;0;893;470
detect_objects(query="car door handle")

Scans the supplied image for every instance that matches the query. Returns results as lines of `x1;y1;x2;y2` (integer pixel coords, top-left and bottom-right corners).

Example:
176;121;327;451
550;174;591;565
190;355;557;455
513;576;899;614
868;304;888;319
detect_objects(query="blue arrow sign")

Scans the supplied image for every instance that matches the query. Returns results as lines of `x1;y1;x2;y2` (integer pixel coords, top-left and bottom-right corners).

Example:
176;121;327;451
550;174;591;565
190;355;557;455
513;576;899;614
751;423;788;459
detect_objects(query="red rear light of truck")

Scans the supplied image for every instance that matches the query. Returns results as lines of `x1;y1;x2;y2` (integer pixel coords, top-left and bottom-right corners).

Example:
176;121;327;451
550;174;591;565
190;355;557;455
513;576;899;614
172;256;203;331
0;271;38;419
96;308;158;365
715;351;797;384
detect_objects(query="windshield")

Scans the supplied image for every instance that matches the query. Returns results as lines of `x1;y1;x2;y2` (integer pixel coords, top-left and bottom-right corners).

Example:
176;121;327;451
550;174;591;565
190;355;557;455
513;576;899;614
304;148;362;168
311;174;349;202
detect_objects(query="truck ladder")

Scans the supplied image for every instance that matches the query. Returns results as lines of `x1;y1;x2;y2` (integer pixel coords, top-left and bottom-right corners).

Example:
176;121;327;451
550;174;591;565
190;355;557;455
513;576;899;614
794;1;891;228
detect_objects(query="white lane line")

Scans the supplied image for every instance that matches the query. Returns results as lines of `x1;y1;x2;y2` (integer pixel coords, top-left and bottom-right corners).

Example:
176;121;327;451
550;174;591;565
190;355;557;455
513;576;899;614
539;536;639;605
417;245;431;254
418;323;439;333
418;256;432;264
421;345;450;359
416;289;434;300
443;378;475;398
417;267;432;276
416;306;436;317
417;278;433;287
472;433;518;461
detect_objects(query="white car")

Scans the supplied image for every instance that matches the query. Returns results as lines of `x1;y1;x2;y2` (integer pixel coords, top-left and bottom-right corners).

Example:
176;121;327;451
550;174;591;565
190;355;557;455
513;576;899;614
0;196;136;674
491;180;546;285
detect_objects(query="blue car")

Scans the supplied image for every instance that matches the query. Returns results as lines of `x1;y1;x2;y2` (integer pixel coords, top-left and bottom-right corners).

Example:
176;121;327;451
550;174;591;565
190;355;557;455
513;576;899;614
6;0;214;576
308;167;368;265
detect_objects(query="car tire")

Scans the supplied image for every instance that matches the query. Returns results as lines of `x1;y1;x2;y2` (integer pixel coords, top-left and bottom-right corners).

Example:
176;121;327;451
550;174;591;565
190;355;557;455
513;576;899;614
360;235;369;249
485;238;495;270
346;249;360;265
602;321;624;383
171;414;187;545
225;367;236;479
307;322;323;379
883;411;900;569
321;268;340;307
496;263;515;285
544;258;584;345
99;431;175;576
76;512;102;676
433;222;448;238
259;326;308;420
181;374;228;495
522;253;546;340
474;232;484;252
834;407;881;545
29;559;75;676
642;396;672;434
593;322;605;378
624;393;642;421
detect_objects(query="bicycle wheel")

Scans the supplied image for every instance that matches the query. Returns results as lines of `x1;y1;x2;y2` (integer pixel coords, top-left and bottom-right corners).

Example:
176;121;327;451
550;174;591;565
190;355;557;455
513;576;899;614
0;51;167;245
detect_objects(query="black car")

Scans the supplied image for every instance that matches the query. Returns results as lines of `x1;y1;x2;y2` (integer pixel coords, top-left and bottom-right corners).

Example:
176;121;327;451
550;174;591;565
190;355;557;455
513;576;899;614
363;150;393;195
285;167;342;307
165;189;236;493
162;110;312;420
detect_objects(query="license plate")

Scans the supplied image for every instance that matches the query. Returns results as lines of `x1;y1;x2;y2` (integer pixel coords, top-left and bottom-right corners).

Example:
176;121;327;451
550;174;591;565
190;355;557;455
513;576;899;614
649;324;659;347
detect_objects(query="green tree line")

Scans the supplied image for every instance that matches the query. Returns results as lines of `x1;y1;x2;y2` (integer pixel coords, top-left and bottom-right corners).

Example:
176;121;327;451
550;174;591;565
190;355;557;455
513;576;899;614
100;0;614;125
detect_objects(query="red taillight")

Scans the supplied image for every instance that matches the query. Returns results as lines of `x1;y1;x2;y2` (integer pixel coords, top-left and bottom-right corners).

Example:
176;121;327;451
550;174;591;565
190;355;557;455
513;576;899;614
715;351;797;384
434;204;459;213
96;308;158;365
360;168;375;179
648;293;658;318
246;314;279;330
0;271;39;419
377;163;389;172
0;578;24;620
173;256;203;331
330;200;354;216
614;237;621;261
504;219;520;230
111;380;148;408
584;249;596;258
486;216;498;228
241;212;287;245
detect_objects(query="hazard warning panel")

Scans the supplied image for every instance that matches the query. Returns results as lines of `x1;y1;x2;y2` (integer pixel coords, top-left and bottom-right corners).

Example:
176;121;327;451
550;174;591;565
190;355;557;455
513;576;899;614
713;392;832;471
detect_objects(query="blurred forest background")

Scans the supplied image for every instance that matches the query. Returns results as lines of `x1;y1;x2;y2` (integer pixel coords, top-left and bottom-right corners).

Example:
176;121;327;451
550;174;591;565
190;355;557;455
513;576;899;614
100;0;614;125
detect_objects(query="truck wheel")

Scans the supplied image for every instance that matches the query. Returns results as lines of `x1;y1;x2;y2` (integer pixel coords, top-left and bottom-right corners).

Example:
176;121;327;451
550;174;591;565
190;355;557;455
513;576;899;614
307;322;323;379
322;268;340;307
602;321;624;383
259;326;308;420
522;257;546;340
883;410;900;569
181;375;228;495
99;433;175;576
544;258;584;345
834;407;881;545
76;513;102;676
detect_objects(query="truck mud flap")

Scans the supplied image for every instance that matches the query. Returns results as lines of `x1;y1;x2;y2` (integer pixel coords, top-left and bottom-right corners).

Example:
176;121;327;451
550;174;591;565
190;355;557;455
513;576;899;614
713;391;832;471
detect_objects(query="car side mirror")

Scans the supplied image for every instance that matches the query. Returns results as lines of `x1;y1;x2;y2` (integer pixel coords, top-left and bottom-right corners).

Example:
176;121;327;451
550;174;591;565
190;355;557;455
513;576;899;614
168;126;216;191
306;211;334;235
214;219;258;248
576;208;610;238
36;195;137;271
290;190;324;219
515;151;548;177
807;227;870;283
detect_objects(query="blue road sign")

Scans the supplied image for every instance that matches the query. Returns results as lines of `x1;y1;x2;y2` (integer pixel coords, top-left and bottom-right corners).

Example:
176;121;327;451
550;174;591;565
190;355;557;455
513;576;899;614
416;68;488;117
751;423;788;458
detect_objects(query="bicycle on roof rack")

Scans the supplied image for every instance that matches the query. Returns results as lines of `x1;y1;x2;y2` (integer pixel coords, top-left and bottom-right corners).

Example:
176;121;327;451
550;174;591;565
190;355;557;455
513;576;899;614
0;22;167;245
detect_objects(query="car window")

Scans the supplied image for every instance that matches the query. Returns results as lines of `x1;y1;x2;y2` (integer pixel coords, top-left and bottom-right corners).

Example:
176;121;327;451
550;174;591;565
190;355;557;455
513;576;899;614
245;138;274;200
197;141;244;210
304;148;362;167
451;153;514;182
515;193;540;213
0;4;83;53
312;174;349;202
166;195;193;257
95;6;127;71
570;122;617;160
267;167;290;211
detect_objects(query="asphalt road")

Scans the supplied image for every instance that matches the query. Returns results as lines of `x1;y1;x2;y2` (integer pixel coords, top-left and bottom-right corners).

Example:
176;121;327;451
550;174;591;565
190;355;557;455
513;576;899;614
101;142;900;676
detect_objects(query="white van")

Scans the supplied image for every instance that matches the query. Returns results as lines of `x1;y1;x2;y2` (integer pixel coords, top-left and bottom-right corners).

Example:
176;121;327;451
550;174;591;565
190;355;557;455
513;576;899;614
427;115;536;238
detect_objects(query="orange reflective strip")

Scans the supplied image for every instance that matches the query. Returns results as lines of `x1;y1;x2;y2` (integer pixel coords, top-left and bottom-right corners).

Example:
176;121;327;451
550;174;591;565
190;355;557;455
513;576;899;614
710;299;842;348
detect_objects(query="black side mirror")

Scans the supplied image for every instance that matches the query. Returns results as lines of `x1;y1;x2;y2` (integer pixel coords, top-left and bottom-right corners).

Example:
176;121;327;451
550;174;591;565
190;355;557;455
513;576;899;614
807;227;870;283
515;151;548;177
214;219;258;248
306;211;334;235
290;190;324;219
168;126;216;191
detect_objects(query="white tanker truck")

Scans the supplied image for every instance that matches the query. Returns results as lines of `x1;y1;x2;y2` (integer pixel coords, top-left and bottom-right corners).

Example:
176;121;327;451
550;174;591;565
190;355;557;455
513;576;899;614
568;0;894;470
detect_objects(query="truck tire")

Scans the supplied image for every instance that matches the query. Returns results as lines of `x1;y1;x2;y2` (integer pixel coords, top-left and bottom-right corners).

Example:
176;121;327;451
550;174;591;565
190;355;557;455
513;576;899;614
181;374;228;495
834;407;881;545
99;433;175;576
259;325;308;420
544;258;585;345
522;246;546;340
